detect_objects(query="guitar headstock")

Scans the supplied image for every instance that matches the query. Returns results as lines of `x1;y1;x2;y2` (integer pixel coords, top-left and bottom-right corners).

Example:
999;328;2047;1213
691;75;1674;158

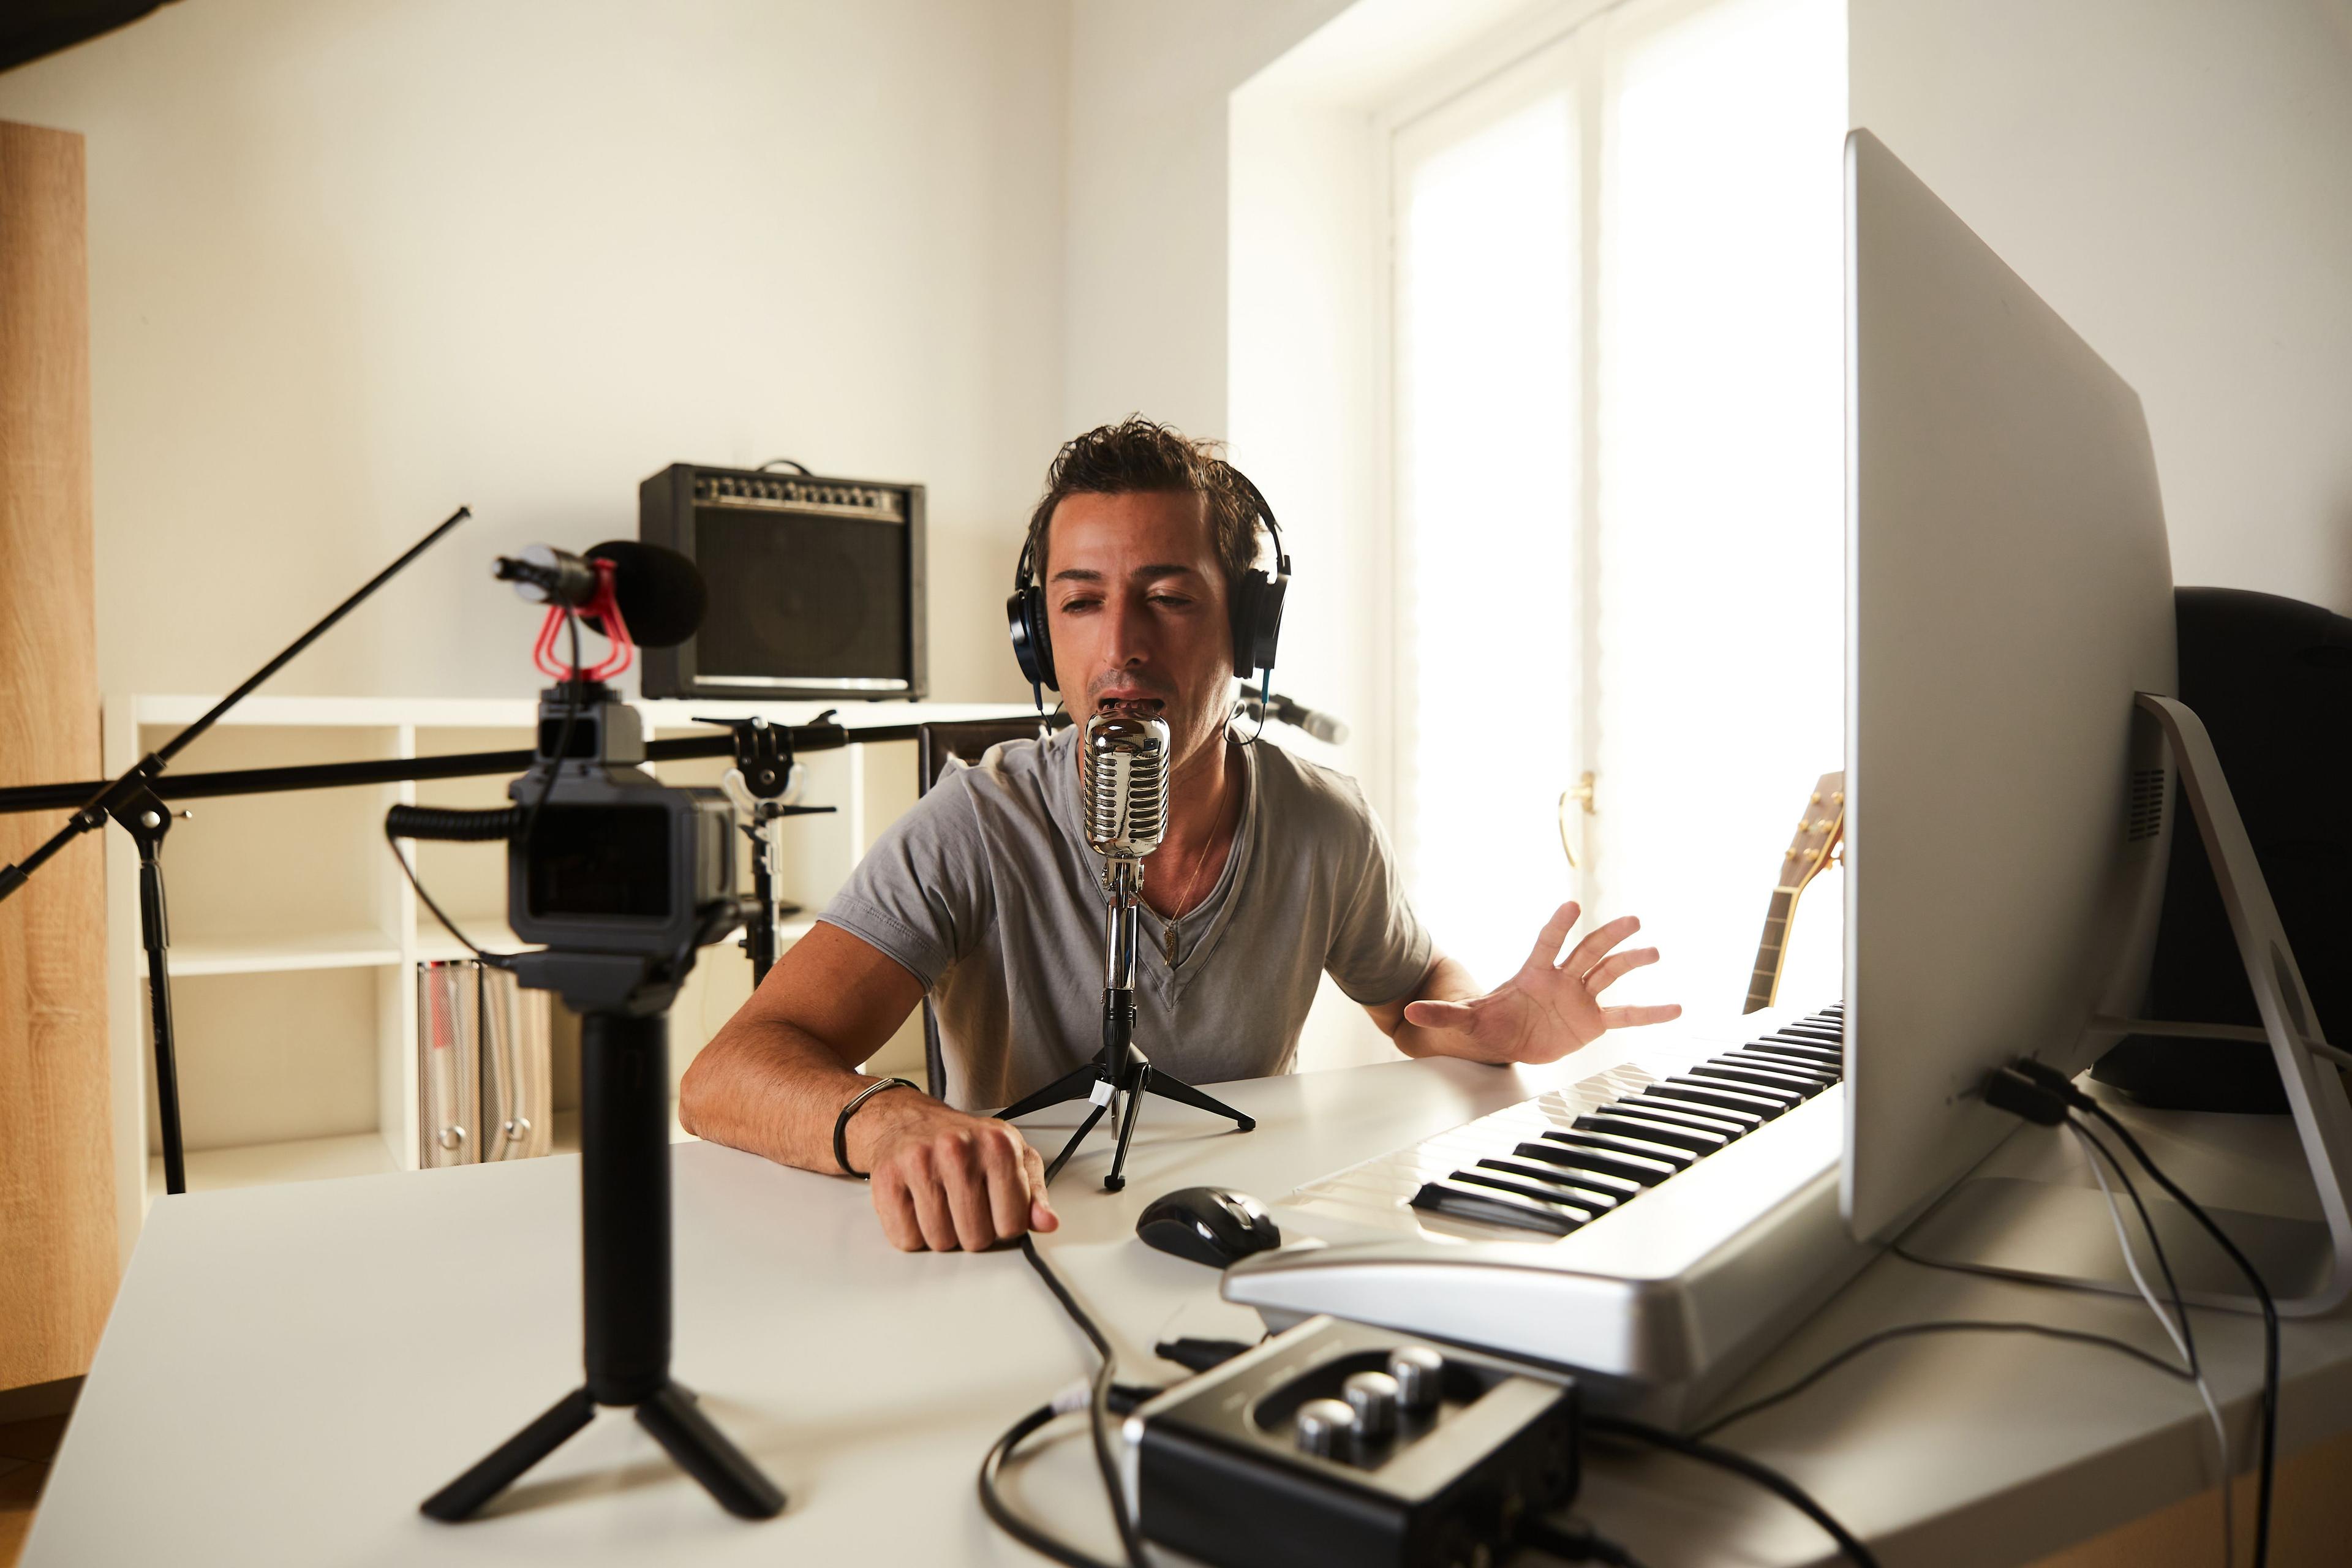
1779;770;1846;889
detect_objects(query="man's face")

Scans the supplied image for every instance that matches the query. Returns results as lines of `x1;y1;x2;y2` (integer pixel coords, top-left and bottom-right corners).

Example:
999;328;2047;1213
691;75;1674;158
1043;489;1233;769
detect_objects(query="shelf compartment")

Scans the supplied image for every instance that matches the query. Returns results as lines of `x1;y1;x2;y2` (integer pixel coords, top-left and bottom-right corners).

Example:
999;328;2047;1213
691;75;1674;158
167;927;404;976
145;1130;396;1199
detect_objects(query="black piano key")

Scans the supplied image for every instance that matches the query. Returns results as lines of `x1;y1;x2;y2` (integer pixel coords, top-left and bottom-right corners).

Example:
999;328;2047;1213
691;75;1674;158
1719;1047;1837;1079
1618;1091;1761;1133
1740;1049;1841;1080
1475;1157;1626;1210
1509;1142;1655;1194
1411;1178;1583;1235
1452;1168;1602;1219
1718;1054;1837;1090
1531;1131;1687;1181
1774;1024;1844;1044
1608;1100;1759;1133
1687;1064;1817;1101
1652;1080;1787;1119
1589;1104;1740;1152
1747;1039;1842;1067
1575;1114;1728;1157
1749;1034;1834;1062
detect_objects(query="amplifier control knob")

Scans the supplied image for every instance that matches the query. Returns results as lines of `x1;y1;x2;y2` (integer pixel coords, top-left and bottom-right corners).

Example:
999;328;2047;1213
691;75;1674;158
1295;1398;1354;1460
1342;1370;1400;1441
1387;1347;1444;1415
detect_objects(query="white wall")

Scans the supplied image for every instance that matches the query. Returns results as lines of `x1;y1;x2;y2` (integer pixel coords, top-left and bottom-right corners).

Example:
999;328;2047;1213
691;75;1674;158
1063;0;1355;437
1852;0;2352;613
0;0;1069;704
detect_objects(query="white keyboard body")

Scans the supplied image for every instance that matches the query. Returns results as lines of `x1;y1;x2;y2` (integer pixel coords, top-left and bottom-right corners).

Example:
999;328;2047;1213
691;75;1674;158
1220;1006;1871;1425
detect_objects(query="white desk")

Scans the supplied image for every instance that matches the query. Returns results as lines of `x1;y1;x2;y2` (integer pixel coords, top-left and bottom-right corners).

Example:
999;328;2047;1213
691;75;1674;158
25;1042;2352;1566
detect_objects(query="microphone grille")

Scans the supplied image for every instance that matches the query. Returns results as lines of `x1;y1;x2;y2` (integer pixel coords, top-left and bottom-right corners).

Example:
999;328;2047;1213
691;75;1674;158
1080;714;1169;858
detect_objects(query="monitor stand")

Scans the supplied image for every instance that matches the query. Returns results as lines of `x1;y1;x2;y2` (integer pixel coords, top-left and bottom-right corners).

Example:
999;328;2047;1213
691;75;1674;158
1903;693;2352;1317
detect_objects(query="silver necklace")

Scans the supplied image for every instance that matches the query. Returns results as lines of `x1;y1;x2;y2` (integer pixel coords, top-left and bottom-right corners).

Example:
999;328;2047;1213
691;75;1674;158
1159;774;1235;967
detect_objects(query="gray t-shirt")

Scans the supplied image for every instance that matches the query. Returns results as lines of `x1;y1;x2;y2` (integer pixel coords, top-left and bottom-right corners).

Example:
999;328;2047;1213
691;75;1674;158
819;726;1434;1111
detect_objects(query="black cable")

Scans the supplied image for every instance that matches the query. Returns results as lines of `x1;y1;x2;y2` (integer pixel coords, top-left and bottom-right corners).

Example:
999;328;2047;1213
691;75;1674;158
1584;1413;1879;1568
2073;1118;2199;1376
756;457;812;474
1692;1318;2196;1439
385;831;508;967
519;611;582;853
384;612;584;970
1017;1235;1150;1568
979;1403;1123;1568
1519;1517;1653;1566
2084;1101;2279;1568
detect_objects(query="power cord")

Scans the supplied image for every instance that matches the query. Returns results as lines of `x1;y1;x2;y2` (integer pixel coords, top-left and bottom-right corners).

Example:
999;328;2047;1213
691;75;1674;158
1582;1412;1880;1568
1692;1319;2196;1440
2070;1119;2234;1568
1519;1517;1652;1566
1988;1061;2278;1568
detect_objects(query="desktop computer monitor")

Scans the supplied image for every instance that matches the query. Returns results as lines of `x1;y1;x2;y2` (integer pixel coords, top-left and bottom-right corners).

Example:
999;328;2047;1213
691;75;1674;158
1841;129;2177;1243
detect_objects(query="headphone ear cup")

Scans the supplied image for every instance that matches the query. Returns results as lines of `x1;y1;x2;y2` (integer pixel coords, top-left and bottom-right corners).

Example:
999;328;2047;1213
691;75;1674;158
1229;574;1260;676
1006;586;1057;690
1232;570;1286;678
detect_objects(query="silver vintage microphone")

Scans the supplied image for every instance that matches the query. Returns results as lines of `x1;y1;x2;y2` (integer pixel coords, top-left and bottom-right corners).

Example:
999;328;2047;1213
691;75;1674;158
1080;712;1171;866
996;708;1254;1191
1079;713;1169;997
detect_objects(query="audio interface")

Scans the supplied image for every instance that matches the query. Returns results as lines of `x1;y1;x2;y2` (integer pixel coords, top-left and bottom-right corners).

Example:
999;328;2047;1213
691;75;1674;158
1123;1316;1578;1568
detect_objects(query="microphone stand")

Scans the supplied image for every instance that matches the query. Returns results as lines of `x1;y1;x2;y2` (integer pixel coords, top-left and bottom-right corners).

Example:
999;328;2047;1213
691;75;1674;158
997;850;1255;1194
0;507;473;1194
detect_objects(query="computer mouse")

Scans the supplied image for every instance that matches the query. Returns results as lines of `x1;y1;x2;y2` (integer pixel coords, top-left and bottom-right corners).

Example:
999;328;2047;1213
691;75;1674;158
1135;1186;1282;1269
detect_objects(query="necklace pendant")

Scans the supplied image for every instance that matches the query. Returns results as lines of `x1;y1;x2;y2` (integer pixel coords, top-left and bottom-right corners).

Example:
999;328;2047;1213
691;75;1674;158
1163;921;1180;967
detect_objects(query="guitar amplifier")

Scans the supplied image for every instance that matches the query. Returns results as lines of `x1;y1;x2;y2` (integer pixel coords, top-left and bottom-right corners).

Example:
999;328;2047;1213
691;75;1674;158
637;461;926;702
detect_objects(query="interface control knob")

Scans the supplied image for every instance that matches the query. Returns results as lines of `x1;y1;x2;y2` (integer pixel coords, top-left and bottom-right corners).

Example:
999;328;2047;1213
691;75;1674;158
1295;1398;1355;1460
1342;1370;1400;1441
1387;1346;1445;1415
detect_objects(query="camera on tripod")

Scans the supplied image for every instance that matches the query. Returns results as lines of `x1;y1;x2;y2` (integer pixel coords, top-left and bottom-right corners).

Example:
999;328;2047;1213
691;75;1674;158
505;685;742;971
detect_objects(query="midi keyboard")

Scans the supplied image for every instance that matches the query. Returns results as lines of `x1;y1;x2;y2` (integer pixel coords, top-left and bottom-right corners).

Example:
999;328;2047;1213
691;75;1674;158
1221;1005;1872;1425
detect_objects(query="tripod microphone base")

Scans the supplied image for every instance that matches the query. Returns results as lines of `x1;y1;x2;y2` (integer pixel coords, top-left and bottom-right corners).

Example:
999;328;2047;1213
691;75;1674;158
1001;1044;1255;1193
421;1382;785;1523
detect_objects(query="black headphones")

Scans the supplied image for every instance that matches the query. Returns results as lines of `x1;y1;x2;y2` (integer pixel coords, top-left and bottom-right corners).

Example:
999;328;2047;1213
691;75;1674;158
1006;465;1291;697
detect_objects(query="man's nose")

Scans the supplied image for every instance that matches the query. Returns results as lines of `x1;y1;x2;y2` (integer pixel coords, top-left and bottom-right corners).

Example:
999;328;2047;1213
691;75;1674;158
1100;590;1153;668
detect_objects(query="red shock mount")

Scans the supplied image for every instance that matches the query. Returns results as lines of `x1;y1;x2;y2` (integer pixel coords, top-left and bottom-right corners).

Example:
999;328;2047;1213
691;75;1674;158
533;557;636;681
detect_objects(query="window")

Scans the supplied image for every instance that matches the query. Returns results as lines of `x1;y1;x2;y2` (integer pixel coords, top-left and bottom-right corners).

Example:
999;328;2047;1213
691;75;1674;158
1387;0;1845;1008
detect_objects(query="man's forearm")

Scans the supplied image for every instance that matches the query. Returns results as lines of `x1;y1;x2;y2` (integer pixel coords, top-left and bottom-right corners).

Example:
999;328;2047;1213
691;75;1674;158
1386;954;1483;1059
677;1017;880;1175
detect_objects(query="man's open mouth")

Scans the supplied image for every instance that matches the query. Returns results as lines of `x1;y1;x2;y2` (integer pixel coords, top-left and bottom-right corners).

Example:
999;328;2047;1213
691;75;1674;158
1095;695;1166;718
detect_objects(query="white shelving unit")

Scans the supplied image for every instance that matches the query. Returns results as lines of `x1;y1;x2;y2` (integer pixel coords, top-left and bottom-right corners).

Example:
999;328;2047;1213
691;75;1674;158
100;693;1007;1258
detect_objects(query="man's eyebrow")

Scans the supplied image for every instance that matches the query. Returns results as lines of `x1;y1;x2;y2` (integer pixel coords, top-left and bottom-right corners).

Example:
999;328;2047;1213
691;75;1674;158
1049;564;1207;584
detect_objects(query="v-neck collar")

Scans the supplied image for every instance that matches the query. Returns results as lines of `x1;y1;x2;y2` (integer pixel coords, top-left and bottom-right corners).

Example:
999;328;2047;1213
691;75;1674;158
1046;728;1260;988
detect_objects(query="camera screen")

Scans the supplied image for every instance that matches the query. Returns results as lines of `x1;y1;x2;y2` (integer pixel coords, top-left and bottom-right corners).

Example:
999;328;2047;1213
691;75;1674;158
527;805;671;919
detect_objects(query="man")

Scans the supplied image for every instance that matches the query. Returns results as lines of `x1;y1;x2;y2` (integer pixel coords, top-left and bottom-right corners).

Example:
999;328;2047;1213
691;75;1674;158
679;418;1679;1251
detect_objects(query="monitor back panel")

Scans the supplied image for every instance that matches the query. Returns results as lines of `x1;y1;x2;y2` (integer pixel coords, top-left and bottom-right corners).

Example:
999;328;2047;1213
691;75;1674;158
1843;130;2176;1241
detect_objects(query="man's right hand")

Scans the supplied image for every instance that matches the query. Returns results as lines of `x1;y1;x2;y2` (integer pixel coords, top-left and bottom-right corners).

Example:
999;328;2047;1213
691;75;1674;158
845;1089;1058;1253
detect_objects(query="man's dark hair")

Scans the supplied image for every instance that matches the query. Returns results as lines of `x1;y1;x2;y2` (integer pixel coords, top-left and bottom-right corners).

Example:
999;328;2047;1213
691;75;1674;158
1022;417;1259;592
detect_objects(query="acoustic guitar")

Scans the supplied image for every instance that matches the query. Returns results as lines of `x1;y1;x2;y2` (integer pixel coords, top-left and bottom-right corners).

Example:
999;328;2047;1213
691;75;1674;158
1743;771;1845;1013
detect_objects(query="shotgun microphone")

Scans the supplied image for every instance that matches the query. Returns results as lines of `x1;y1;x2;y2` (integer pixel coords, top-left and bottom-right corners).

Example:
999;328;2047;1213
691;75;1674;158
493;541;707;648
